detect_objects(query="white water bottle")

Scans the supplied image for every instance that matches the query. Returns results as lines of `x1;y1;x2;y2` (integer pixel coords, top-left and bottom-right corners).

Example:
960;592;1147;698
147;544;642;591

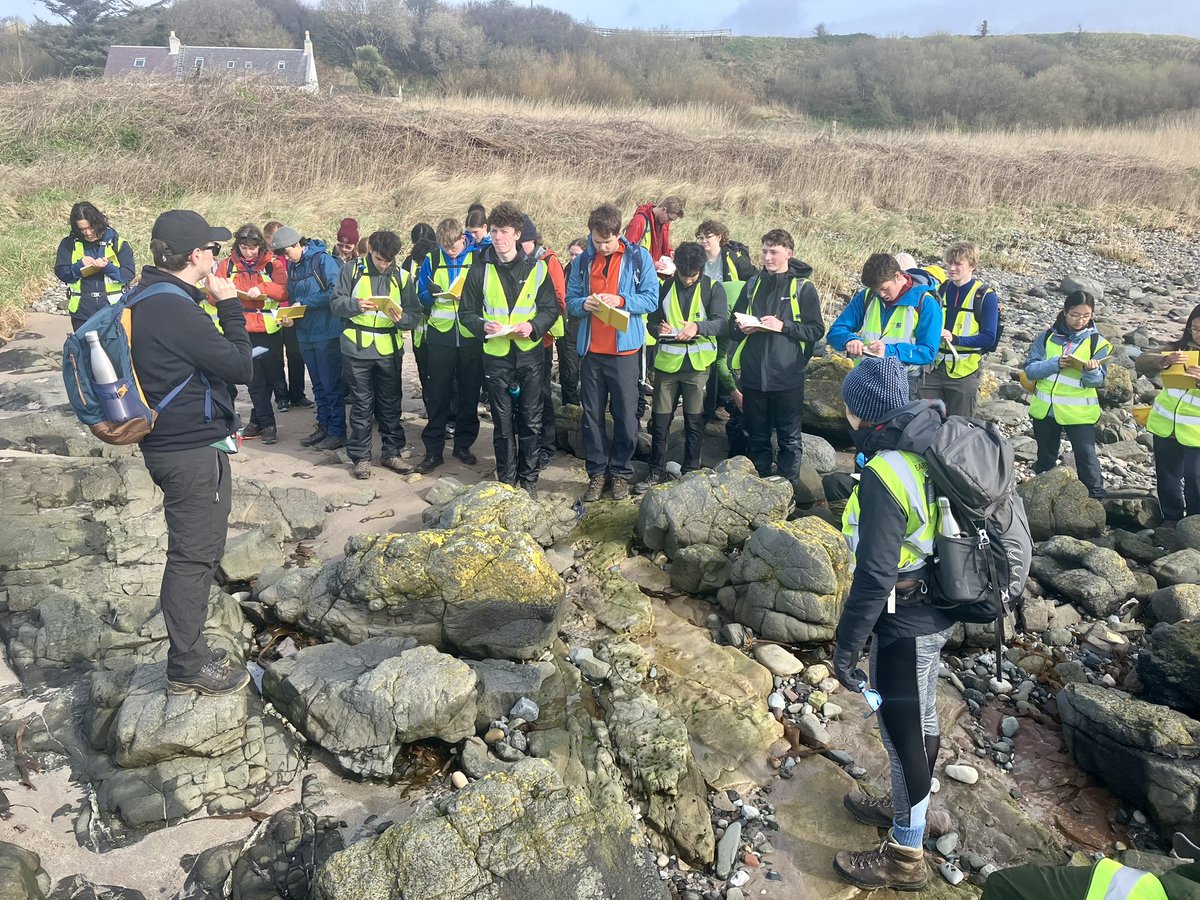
86;332;135;422
937;496;964;538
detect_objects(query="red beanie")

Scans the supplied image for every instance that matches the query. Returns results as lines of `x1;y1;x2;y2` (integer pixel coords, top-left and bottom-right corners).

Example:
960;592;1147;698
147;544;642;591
337;218;359;244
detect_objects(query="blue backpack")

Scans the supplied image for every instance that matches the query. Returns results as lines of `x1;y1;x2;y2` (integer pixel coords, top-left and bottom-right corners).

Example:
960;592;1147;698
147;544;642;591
63;283;208;445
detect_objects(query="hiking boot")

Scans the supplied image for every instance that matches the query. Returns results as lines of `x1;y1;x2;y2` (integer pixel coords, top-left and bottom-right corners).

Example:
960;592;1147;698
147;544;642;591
242;422;263;439
381;456;412;474
844;791;954;837
300;427;327;448
260;426;277;445
833;833;928;892
633;471;666;496
413;455;443;475
611;477;631;501
276;399;291;412
536;447;552;471
583;473;607;502
167;659;250;697
314;434;346;451
352;460;372;480
291;396;314;409
452;447;477;466
844;790;894;828
521;480;539;500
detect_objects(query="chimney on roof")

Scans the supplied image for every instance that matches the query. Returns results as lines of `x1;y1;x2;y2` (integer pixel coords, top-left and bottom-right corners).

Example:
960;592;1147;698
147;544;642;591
168;30;181;55
303;30;313;56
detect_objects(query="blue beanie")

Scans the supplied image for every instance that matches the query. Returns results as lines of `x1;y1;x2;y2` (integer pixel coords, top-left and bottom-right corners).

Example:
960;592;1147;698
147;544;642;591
841;355;909;421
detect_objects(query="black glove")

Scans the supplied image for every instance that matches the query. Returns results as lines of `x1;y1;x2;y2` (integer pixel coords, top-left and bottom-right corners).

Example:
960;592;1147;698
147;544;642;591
832;643;868;693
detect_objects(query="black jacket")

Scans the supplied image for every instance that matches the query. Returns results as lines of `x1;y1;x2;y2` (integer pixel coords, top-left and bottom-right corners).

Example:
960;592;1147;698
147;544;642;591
129;267;253;453
727;258;825;392
647;276;729;373
459;246;561;357
834;400;956;665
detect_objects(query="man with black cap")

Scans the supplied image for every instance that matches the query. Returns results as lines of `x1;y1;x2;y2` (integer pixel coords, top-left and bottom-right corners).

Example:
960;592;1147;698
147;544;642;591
830;355;954;891
129;209;253;696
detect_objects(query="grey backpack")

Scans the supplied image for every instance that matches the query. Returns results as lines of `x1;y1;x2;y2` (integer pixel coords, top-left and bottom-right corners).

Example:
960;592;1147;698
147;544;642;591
906;415;1034;675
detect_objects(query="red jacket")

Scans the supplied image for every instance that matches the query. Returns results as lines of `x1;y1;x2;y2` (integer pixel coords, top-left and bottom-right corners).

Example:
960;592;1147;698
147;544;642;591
221;250;288;333
624;203;671;261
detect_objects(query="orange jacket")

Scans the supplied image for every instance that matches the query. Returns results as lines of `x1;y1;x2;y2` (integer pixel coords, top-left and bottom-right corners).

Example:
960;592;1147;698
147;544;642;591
539;247;566;347
221;250;288;333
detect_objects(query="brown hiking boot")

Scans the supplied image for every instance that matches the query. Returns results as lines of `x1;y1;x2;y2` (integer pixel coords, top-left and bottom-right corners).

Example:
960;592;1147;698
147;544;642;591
844;790;894;828
611;476;630;501
833;833;928;892
583;473;606;502
844;790;954;837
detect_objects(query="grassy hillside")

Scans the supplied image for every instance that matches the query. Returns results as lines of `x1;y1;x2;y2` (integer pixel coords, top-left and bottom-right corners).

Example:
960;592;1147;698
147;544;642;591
1;78;1198;334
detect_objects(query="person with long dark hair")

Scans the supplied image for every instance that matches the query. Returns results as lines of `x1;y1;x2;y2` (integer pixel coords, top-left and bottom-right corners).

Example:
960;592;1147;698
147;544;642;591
1145;303;1200;525
1023;290;1111;498
55;201;135;332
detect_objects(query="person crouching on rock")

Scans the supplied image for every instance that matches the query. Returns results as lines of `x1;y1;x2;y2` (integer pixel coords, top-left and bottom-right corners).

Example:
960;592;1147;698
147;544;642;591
1023;290;1111;499
831;355;955;892
1144;303;1200;526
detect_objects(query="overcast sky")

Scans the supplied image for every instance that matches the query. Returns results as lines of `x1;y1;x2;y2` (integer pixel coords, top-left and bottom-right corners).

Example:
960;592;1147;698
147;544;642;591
9;0;1200;38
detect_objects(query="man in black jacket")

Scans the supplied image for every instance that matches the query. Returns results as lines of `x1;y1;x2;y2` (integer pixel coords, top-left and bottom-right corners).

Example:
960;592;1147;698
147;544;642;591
130;210;253;696
727;229;825;483
459;201;560;496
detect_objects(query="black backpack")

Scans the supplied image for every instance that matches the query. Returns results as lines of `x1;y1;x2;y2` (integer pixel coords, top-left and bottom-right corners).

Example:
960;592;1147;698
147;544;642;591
906;416;1033;678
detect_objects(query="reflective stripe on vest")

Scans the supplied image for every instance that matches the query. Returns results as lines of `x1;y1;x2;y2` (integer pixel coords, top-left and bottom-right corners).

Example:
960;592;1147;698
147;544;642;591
199;299;223;334
730;274;808;370
936;281;983;378
858;294;919;373
428;249;474;338
482;259;545;357
655;279;718;373
1028;333;1110;426
843;450;938;575
1148;386;1200;446
68;239;124;313
1084;859;1168;900
342;261;403;356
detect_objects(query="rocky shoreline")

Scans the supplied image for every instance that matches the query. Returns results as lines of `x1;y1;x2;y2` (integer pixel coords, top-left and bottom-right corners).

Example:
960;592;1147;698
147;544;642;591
0;223;1199;898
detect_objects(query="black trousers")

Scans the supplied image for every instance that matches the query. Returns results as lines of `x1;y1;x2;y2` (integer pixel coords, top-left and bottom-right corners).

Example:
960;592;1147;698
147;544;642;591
1032;415;1104;497
557;318;581;407
540;343;556;446
142;445;232;680
1154;431;1200;521
727;403;749;459
275;322;308;403
344;353;405;462
581;352;640;479
744;383;805;482
248;331;282;429
918;366;981;418
484;351;544;484
413;335;431;415
422;344;483;458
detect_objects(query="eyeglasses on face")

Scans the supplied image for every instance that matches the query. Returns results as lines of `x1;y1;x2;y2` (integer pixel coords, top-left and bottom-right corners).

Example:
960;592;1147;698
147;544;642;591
200;242;221;255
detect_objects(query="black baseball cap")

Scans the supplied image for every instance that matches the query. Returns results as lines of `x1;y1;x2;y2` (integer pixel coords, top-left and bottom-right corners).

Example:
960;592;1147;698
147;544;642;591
151;210;232;255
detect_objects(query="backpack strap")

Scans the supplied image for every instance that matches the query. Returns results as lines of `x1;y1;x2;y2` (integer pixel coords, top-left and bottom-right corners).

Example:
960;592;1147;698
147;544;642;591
124;281;208;415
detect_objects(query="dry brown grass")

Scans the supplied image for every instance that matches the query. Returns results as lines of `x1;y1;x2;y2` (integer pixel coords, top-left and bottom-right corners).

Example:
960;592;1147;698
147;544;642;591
0;78;1197;306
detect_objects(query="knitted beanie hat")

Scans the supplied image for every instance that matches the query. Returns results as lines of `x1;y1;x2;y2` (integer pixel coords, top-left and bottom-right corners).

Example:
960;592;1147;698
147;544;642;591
841;355;909;422
336;218;359;244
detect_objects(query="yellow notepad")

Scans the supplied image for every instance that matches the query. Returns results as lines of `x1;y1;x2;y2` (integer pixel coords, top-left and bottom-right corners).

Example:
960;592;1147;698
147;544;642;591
79;264;104;278
370;295;403;319
1163;351;1200;390
433;273;467;301
274;304;305;321
592;301;630;333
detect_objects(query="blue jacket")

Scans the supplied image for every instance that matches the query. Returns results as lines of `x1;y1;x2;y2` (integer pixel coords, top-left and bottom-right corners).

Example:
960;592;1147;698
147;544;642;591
1023;322;1109;388
828;273;944;368
565;235;659;355
287;240;342;344
417;240;479;309
54;226;136;321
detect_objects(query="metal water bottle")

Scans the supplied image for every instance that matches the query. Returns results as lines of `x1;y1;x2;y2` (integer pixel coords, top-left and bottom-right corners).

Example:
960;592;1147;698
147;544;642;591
937;496;963;538
86;332;135;422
